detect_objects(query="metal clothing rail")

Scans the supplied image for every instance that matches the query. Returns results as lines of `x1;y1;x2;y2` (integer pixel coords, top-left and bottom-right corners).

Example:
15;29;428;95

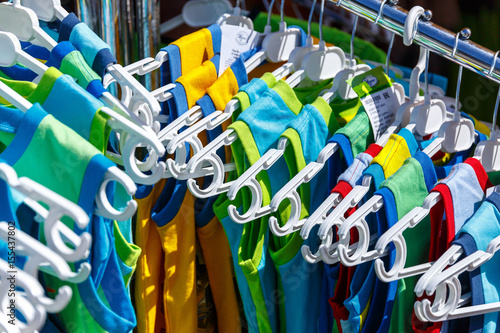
330;0;500;84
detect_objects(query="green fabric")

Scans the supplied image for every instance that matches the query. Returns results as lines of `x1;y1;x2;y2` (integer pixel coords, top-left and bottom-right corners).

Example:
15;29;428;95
114;221;141;286
336;110;373;158
293;78;333;105
60;50;102;89
89;108;112;154
330;96;363;127
3;115;98;207
380;158;431;333
253;13;387;64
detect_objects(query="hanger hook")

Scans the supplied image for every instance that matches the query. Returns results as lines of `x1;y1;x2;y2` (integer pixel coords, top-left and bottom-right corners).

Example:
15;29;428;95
280;0;285;23
375;0;398;74
319;0;326;43
452;28;471;58
452;28;471;114
307;0;318;37
488;51;499;76
403;6;432;46
349;15;359;67
266;0;277;28
336;0;343;6
490;51;500;132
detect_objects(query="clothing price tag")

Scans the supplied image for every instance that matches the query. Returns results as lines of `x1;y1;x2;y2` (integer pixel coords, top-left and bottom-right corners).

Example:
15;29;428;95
361;85;399;141
219;25;260;76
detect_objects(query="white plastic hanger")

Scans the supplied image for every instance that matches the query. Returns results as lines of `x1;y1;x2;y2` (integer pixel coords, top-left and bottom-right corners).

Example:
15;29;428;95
314;8;445;265
217;0;254;29
0;33;138;220
9;1;167;185
405;58;500;300
223;0;349;226
265;0;405;246
0;1;57;51
160;0;305;180
315;47;443;263
284;0;346;88
20;0;162;126
262;6;370;238
0;36;137;220
333;29;475;269
0;259;48;333
0;163;91;263
413;231;500;322
0;31;49;80
322;13;370;103
0;222;75;313
249;0;304;65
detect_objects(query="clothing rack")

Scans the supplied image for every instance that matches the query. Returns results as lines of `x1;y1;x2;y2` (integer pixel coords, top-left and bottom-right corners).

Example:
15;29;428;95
331;0;500;84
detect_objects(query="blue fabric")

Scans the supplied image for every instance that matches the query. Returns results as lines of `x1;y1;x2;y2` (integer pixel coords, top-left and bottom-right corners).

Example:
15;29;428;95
150;178;188;227
41;73;105;145
206;24;222;54
328;134;353;190
319;263;340;333
165;84;188;120
161;44;181;85
58;12;80;43
277;235;322;333
86;79;107;99
361;187;398;333
239;77;273;105
45;42;75;69
363;163;386;190
230;56;249;88
76;228;136;333
0;104;46;167
78;154;115;215
397;128;419;155
343;262;376;333
20;41;51;61
0;63;38;82
413;151;438;192
92;48;117;78
452;233;483;333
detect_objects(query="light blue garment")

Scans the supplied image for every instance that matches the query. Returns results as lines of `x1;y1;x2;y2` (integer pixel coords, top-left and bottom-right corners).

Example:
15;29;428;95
437;162;485;232
338;151;376;188
457;192;500;333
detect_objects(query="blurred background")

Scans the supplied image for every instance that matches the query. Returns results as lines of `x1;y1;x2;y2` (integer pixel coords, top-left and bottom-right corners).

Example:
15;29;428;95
7;0;500;125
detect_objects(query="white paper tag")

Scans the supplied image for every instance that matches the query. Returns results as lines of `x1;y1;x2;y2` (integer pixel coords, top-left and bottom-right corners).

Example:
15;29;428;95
361;85;399;141
219;25;260;76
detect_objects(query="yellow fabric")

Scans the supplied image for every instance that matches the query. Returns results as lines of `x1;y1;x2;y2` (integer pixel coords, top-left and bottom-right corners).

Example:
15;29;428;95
469;113;491;137
206;66;241;162
134;181;167;333
156;189;197;333
177;59;219;108
172;28;215;77
197;216;242;333
371;134;413;179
